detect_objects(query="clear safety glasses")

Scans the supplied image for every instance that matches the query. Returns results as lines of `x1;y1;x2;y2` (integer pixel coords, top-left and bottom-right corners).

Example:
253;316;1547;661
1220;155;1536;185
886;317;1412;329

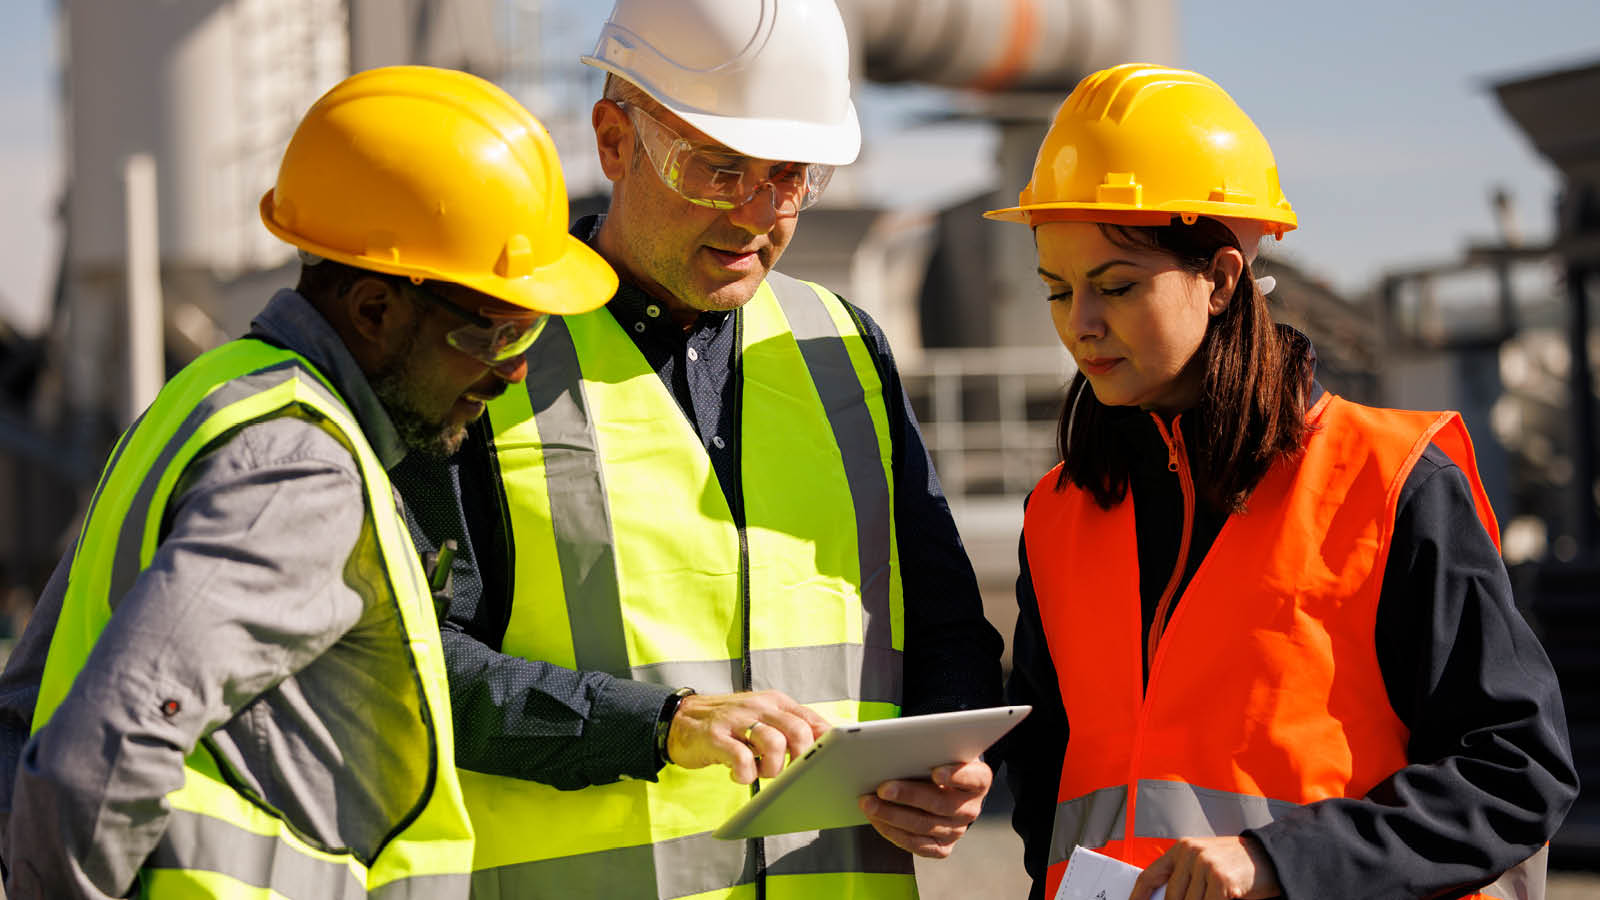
406;282;546;366
621;102;834;215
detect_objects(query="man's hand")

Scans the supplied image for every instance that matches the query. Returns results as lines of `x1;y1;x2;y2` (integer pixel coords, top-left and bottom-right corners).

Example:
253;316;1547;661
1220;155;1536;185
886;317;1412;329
665;690;830;784
858;759;991;858
1130;835;1281;900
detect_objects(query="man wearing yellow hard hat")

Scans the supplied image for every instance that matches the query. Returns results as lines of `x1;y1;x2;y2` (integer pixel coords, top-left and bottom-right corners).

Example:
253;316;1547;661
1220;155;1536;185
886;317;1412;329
0;66;614;898
380;0;1004;896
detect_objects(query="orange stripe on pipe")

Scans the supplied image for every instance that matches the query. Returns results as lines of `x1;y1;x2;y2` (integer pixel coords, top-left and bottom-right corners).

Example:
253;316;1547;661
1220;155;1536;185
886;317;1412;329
971;0;1039;92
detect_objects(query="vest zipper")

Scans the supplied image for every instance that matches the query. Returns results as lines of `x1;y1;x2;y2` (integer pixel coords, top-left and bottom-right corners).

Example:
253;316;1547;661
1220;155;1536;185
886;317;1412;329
1146;412;1194;681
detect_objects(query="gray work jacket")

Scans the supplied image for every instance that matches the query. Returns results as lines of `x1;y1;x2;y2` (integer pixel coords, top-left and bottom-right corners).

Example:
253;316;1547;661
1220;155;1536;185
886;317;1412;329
0;290;430;898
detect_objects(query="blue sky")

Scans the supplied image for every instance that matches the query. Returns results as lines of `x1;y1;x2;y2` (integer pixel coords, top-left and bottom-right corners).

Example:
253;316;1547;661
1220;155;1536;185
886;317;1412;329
1;1;1597;334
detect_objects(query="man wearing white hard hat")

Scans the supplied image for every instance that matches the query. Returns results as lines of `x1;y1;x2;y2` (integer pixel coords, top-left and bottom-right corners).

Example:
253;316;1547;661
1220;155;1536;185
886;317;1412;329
393;0;1005;896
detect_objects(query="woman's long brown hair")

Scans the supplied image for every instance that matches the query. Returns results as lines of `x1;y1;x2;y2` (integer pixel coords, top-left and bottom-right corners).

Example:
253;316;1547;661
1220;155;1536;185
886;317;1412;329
1054;217;1312;512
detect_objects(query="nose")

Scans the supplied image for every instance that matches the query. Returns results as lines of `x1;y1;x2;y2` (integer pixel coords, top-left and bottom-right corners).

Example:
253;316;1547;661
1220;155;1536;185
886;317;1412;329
726;184;781;234
491;354;529;384
1056;288;1107;349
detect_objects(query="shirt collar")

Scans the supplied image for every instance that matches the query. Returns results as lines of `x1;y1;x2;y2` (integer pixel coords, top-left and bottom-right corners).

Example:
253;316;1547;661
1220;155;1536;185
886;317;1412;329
572;213;732;338
248;289;410;470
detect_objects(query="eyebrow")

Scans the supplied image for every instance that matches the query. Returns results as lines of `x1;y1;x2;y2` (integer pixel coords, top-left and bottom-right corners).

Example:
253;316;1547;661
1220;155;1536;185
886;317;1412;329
1036;259;1141;281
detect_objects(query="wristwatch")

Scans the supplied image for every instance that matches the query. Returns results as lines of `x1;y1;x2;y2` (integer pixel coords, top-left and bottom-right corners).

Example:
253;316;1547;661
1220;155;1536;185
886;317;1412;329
656;687;696;766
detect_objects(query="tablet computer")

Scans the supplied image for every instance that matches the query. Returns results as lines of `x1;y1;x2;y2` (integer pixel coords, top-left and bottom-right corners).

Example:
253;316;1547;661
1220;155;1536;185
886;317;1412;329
711;704;1030;840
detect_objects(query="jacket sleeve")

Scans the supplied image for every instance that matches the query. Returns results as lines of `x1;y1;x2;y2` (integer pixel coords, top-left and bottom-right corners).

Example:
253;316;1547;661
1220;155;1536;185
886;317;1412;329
844;300;1005;717
2;418;370;899
1245;447;1579;900
999;505;1069;900
439;626;676;787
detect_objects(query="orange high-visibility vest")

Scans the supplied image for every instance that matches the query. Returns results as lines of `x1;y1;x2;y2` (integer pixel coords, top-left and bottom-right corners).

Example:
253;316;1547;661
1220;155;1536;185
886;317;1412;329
1024;392;1545;900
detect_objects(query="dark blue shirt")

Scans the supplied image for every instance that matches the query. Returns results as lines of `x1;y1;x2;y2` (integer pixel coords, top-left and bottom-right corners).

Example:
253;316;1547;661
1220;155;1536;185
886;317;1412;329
396;216;1003;788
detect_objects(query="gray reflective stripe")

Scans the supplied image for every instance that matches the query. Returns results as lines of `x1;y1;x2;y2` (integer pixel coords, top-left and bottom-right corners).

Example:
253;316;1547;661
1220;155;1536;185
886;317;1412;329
765;824;914;877
1057;781;1547;900
1048;784;1129;866
522;316;630;677
1481;845;1548;900
765;273;894;656
108;359;321;607
147;807;365;899
368;871;474;899
469;826;910;899
1132;779;1301;840
470;829;750;900
632;645;902;704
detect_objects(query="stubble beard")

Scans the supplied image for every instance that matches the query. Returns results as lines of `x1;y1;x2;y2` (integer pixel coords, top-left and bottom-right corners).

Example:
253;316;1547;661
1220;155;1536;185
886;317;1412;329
368;322;468;459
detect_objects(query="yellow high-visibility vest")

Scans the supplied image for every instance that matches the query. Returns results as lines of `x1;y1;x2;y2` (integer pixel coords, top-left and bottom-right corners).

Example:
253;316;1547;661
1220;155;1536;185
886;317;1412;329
470;273;916;899
34;339;475;898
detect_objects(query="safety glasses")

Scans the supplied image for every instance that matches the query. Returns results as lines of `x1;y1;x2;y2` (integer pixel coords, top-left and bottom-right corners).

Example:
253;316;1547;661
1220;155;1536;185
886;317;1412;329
621;102;833;215
405;282;546;366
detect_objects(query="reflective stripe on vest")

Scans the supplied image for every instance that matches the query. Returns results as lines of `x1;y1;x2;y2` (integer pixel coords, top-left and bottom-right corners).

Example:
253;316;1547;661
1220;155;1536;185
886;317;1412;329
33;339;474;899
474;273;911;898
1026;393;1524;899
1047;782;1548;900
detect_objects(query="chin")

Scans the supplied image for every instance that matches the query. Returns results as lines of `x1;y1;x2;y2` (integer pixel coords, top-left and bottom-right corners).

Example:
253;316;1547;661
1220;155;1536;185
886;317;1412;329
694;284;759;312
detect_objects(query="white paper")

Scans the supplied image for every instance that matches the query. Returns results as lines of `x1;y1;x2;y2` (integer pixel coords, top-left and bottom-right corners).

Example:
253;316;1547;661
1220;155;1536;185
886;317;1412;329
1052;845;1166;900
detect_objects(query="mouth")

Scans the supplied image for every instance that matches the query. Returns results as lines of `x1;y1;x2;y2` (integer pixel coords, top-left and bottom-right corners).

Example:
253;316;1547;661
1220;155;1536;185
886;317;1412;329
1078;357;1123;376
455;389;500;417
704;245;762;270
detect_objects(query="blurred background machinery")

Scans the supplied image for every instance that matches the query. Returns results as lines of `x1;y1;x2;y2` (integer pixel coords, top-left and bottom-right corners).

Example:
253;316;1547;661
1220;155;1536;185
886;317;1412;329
0;0;1596;870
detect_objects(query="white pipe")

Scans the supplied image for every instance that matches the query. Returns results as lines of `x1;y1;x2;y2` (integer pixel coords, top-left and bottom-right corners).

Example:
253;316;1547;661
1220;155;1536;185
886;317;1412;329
125;153;164;424
839;0;1174;93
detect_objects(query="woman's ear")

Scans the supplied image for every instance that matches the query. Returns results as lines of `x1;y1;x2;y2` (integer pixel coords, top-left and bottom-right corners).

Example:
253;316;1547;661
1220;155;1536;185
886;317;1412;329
1206;247;1245;316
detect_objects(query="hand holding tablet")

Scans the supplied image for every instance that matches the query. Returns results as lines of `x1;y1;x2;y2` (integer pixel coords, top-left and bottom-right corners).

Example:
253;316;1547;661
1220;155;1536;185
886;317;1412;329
712;705;1030;843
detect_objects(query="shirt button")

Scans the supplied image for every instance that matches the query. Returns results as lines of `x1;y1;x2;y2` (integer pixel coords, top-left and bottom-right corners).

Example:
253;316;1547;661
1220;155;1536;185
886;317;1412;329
687;347;700;362
646;304;661;318
712;435;726;449
633;321;646;333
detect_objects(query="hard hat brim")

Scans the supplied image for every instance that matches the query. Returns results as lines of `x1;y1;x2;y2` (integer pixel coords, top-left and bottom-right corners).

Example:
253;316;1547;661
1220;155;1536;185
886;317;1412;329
983;202;1297;237
260;192;619;315
670;102;861;166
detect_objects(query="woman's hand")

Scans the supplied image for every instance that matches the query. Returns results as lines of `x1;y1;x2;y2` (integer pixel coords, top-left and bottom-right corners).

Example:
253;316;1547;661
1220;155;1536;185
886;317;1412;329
1129;836;1282;900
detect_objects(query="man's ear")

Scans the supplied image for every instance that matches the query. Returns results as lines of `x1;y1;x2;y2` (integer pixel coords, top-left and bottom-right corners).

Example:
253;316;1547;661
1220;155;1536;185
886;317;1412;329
1206;247;1245;317
344;277;413;357
593;99;631;183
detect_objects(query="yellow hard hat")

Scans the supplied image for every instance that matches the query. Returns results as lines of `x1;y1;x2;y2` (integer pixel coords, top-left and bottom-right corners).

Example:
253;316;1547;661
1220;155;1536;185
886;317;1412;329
260;66;616;314
985;63;1297;238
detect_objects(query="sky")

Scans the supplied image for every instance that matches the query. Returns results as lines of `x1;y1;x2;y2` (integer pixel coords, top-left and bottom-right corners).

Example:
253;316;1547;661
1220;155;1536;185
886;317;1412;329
0;0;1597;336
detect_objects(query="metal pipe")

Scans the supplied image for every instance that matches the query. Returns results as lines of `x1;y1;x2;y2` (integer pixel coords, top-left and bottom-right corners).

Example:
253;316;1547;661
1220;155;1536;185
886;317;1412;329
838;0;1173;93
125;153;164;425
1568;263;1598;554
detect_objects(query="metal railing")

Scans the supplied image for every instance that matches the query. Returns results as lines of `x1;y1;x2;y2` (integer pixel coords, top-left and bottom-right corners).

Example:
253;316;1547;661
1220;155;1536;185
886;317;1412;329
903;345;1074;505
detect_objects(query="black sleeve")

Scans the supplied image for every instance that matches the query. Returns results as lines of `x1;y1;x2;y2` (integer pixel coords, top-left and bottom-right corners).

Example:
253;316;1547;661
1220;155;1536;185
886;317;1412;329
1246;446;1579;900
423;425;678;790
439;627;675;789
998;503;1068;900
843;300;1005;717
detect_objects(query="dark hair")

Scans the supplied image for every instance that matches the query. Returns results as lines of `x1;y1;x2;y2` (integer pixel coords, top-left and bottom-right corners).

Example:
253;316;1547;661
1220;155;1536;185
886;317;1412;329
295;257;385;301
295;258;428;306
1054;217;1311;513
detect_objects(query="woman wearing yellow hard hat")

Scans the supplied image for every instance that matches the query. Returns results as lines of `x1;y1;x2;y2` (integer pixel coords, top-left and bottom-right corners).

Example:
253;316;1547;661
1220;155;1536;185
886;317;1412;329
989;64;1575;900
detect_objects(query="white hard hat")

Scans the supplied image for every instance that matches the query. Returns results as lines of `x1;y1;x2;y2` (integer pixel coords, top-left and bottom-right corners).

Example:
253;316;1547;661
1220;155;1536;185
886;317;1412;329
581;0;861;166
